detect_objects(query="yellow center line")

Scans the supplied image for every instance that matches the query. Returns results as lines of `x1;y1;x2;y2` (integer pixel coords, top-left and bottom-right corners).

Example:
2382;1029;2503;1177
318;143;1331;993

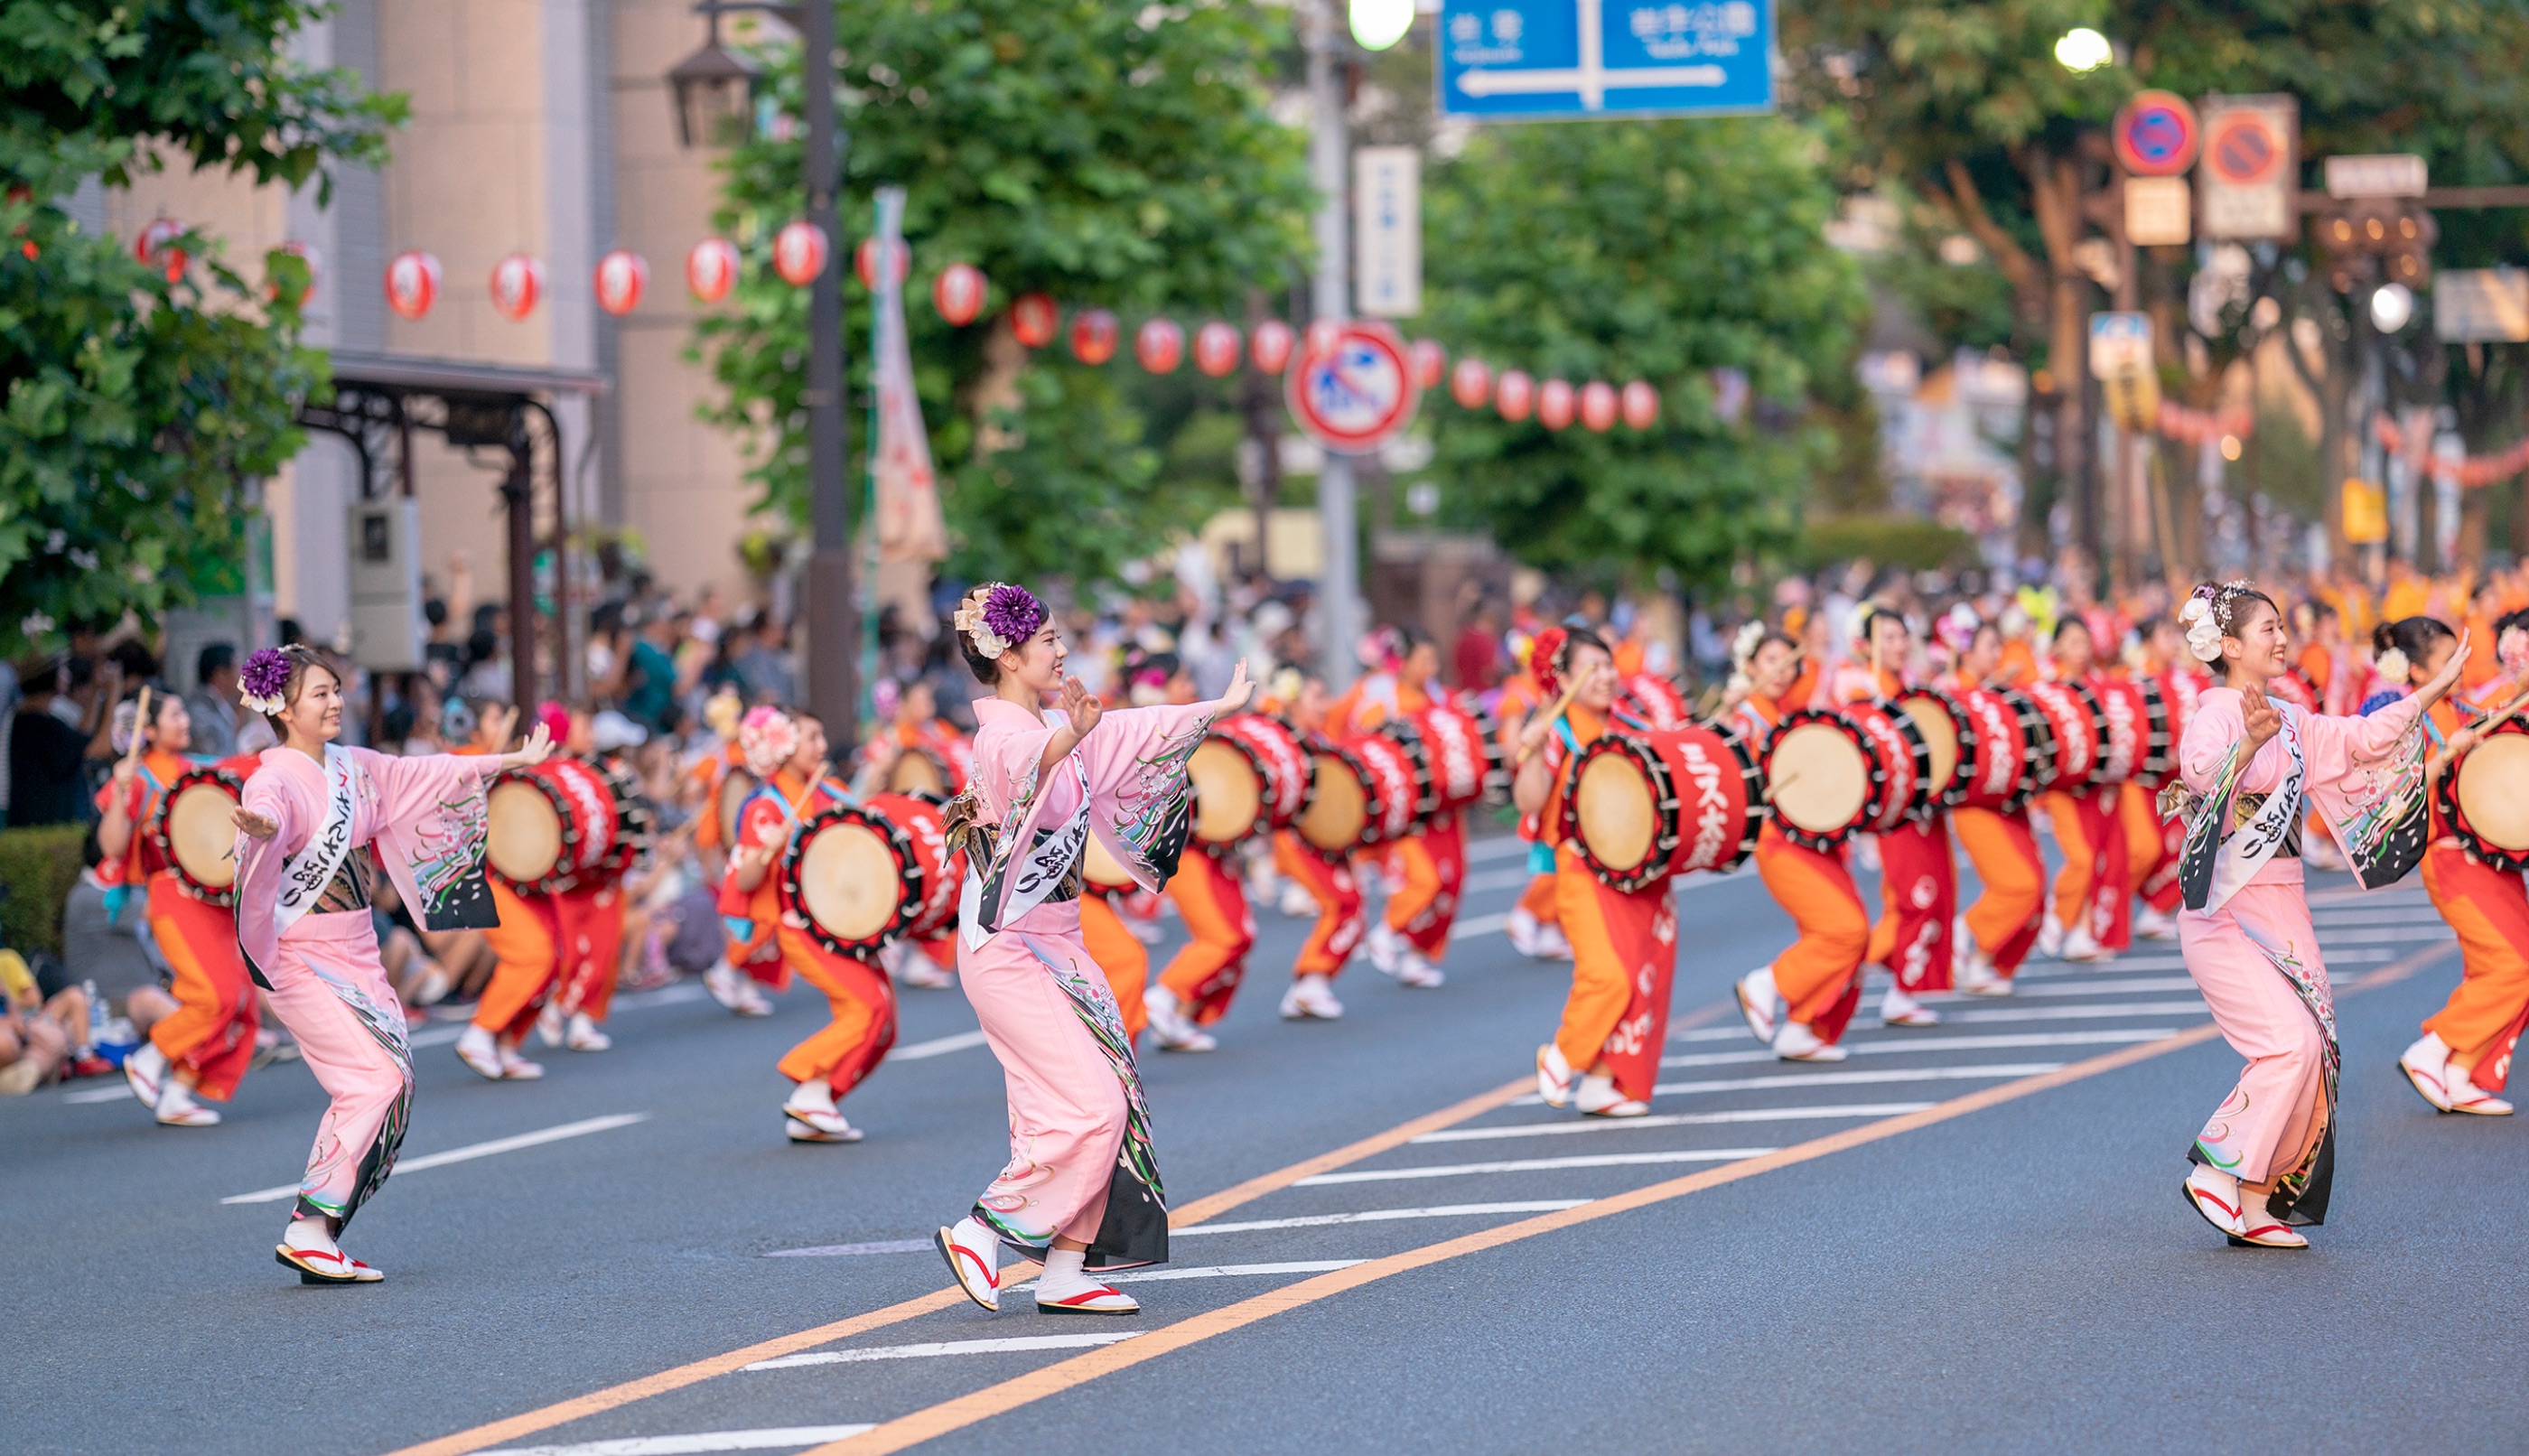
803;942;2457;1456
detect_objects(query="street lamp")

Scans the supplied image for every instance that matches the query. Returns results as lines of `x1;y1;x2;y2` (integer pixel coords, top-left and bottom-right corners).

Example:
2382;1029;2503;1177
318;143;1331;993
667;0;859;742
1349;0;1414;50
2053;27;2113;73
2371;282;2416;333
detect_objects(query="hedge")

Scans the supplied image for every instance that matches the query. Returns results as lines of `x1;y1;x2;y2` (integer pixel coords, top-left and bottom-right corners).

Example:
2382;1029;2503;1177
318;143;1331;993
0;825;86;957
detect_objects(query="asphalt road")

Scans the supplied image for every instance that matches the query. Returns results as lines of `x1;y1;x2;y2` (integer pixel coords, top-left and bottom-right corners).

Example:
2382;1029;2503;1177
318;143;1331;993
7;826;2520;1456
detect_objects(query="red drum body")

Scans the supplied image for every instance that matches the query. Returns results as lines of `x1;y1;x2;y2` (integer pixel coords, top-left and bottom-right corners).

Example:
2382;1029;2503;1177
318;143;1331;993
488;758;630;894
153;766;245;906
1619;675;1694;732
2440;719;2529;873
1847;700;1932;832
1216;714;1314;830
1894;690;1976;810
1954;688;2043;811
1382;703;1497;818
1761;709;1886;851
2141;668;2205;787
867;792;963;941
1348;733;1423;845
2024;680;2105;790
780;803;920;957
1190;714;1314;846
2090;677;2152;787
1563;723;1763;891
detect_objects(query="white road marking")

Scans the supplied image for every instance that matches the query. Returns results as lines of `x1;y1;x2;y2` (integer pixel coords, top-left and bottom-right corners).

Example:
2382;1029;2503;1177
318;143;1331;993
1296;1149;1774;1186
1661;1029;2177;1069
481;1427;875;1456
411;1024;467;1049
747;1332;1142;1372
1947;1001;2207;1023
2015;947;2395;977
1009;1260;1364;1290
2314;927;2456;944
1643;1062;2065;1097
762;1239;934;1258
1175;1201;1589;1236
2001;976;2202;997
1415;1104;1934;1143
64;1084;135;1104
1450;913;1509;942
1461;868;1540;893
1673;1026;1759;1043
2310;908;2457;924
1466;836;1530;863
221;1113;650;1204
612;982;712;1010
886;1029;988;1061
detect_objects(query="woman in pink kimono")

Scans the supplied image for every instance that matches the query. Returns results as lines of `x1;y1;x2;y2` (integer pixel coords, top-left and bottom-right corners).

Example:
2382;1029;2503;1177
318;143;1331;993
229;646;552;1283
2169;583;2458;1248
932;583;1249;1316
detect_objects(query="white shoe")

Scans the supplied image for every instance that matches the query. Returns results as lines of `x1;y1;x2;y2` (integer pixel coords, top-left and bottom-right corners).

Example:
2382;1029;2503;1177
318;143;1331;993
733;978;774;1016
1364;921;1406;976
2133;905;2179;941
1279;975;1344;1021
1386;948;1445;988
153;1075;221;1126
565;1013;611;1052
2183;1165;2245;1237
1772;1021;1848;1062
1278;882;1318;919
2399;1032;2458;1111
1574;1073;1649;1118
1505;907;1551;958
936;1217;1001;1311
497;1045;546;1080
2061;928;2112;963
1880;985;1941;1028
122;1041;167;1111
536;1000;565;1048
785;1107;863;1143
1735;966;1781;1045
901;956;955;989
2036;914;2066;960
1143;985;1217;1052
703;961;749;1012
454;1025;506;1080
1535;1043;1579;1107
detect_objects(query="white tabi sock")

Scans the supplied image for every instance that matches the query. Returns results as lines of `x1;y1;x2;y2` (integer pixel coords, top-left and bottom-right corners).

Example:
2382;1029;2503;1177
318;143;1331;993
282;1216;340;1256
1034;1246;1104;1301
785;1078;835;1115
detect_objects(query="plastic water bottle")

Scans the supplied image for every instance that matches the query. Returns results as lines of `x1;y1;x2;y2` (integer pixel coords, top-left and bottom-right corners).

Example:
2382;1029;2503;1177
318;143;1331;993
82;979;104;1056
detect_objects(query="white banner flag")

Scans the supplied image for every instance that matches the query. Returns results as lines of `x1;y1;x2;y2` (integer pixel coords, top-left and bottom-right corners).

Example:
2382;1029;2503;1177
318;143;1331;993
870;187;948;573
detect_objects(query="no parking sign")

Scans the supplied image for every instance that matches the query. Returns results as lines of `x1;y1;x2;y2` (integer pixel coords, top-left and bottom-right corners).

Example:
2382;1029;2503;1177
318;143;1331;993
2113;90;2198;177
1286;324;1422;455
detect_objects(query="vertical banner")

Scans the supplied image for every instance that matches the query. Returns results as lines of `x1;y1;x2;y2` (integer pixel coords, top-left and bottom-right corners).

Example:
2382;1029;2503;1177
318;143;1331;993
1354;146;1423;318
866;187;948;634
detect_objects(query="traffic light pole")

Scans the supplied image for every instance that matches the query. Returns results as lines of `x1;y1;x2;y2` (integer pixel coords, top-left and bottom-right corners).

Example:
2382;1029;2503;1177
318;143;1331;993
1309;0;1362;691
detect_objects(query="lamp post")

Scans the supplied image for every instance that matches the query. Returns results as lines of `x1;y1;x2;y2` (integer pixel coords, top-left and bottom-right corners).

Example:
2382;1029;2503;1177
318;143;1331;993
669;0;858;742
1308;0;1364;690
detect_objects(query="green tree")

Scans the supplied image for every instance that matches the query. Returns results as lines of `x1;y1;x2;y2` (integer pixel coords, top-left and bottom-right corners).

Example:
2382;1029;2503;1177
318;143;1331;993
1420;116;1870;589
1;1;404;657
693;0;1310;593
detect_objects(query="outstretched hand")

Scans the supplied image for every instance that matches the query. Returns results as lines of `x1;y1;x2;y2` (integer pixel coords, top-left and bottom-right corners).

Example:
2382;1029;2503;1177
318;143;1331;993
233;807;279;841
2423;630;2472;704
1059;675;1103;738
2242;689;2282;748
1212;659;1254;715
509;721;555;769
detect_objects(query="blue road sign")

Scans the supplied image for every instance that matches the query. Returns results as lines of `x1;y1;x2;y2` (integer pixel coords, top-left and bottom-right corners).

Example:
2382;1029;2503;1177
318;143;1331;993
1438;0;1774;121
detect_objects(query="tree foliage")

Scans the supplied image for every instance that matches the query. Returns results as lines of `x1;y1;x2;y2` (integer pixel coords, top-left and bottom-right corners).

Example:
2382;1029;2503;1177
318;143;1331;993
693;0;1310;592
0;0;403;657
1420;116;1869;589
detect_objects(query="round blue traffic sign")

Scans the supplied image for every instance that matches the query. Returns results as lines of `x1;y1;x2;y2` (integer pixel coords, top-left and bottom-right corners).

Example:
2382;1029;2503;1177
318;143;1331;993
2114;90;2199;177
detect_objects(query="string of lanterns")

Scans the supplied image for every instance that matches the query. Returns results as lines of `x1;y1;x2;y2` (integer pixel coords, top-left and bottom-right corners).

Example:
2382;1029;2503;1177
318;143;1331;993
2375;413;2529;489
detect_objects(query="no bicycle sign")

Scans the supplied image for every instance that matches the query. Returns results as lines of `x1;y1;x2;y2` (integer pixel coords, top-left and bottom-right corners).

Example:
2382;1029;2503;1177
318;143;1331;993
1287;324;1422;455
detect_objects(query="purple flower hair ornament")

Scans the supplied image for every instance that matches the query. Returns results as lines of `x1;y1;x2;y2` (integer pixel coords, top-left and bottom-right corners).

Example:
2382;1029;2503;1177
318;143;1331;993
238;648;293;715
955;582;1046;660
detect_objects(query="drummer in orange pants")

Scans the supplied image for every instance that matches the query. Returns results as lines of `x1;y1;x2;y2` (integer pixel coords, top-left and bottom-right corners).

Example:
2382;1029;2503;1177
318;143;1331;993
1272;676;1360;1021
1077;889;1152;1044
2116;618;2197;941
1516;626;1671;1118
1362;637;1462;990
2034;617;2127;963
1146;843;1255;1051
1496;641;1571;960
1945;621;2047;994
1850;607;1950;1029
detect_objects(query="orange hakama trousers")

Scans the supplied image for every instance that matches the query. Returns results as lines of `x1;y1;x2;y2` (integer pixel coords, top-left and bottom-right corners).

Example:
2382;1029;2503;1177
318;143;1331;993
1953;806;2044;976
477;882;565;1041
774;927;897;1096
1276;832;1364;978
2421;845;2529;1093
2122;782;2185;915
2042;786;2132;948
1755;823;1869;1042
1158;847;1255;1024
1078;893;1151;1041
1548;844;1677;1102
145;885;258;1101
1384;812;1466;959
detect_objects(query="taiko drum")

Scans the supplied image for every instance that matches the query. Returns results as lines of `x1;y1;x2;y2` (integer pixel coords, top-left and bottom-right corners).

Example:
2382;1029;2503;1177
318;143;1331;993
2440;718;2529;873
1953;687;2046;812
2024;679;2106;789
1761;709;1887;851
487;758;631;894
2090;677;2154;787
153;765;246;906
1189;714;1311;846
1894;689;1978;809
1381;703;1497;819
780;802;923;957
1619;675;1694;732
867;791;963;941
1348;733;1423;845
1563;723;1763;891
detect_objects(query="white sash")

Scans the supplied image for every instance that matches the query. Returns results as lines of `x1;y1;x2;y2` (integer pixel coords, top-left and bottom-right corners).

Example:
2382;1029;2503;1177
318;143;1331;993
272;746;360;938
2193;705;2303;917
959;761;1089;950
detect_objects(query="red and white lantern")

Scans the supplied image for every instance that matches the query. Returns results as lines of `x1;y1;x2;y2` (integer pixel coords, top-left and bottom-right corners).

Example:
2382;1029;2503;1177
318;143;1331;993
1449;357;1492;410
1620;379;1660;430
933;262;985;325
593;248;648;317
1070;308;1119;365
854;236;909;290
1409;339;1446;391
1538;378;1575;431
1250;319;1294;374
1495;369;1535;423
1304;317;1344;360
385;249;441;321
1193;321;1243;378
490;252;544;322
686;238;740;303
1011;293;1059;348
1134;316;1184;374
266;239;321;305
134;217;187;281
1580;380;1619;433
772;220;828;287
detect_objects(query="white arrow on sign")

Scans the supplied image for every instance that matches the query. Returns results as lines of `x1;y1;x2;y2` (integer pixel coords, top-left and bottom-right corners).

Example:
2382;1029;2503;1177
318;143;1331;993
1452;0;1728;109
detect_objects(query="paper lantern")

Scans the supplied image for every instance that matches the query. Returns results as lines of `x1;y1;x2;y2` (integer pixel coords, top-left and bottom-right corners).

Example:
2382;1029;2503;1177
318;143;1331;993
1495;369;1534;423
1304;317;1344;360
1538;379;1574;431
385;250;442;321
1449;358;1492;410
1070;308;1119;365
1011;293;1059;348
1409;339;1446;390
593;248;648;316
1580;380;1619;433
1250;319;1295;374
133;217;187;282
1194;321;1243;378
266;239;322;305
1134;316;1184;374
1620;379;1660;430
854;236;909;290
933;262;985;325
773;220;829;287
490;252;545;322
686;238;740;303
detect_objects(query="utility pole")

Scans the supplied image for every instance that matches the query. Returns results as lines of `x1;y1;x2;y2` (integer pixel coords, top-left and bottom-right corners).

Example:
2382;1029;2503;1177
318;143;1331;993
798;0;858;740
1308;0;1363;689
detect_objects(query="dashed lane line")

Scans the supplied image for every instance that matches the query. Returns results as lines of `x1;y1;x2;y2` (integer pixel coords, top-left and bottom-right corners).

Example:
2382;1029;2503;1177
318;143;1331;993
1659;1029;2179;1069
221;1114;650;1205
1414;1105;1936;1143
746;1334;1143;1373
482;1428;873;1456
1007;1260;1365;1291
1293;1149;1776;1186
1946;1001;2208;1023
886;1030;989;1062
1173;1201;1589;1236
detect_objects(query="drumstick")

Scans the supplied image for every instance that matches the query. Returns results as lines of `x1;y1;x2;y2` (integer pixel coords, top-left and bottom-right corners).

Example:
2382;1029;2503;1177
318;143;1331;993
1515;677;1588;767
125;685;153;764
1760;771;1800;805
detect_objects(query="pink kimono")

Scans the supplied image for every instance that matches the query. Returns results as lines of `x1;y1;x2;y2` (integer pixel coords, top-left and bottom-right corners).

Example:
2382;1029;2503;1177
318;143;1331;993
235;745;503;1229
953;695;1213;1269
2173;686;2428;1225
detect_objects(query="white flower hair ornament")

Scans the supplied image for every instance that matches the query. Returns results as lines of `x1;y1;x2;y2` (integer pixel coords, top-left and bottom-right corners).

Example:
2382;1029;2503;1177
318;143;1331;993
1731;620;1767;670
954;582;1050;665
954;587;1011;660
2374;648;2410;686
2179;593;2224;663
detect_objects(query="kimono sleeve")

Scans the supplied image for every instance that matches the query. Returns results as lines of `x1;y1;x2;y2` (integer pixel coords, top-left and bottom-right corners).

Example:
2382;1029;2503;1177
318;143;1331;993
358;748;501;932
1078;702;1215;890
232;767;307;984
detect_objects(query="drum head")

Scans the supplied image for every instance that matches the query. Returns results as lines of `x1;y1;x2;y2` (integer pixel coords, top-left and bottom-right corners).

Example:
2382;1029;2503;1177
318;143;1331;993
1299;752;1367;854
487;780;564;885
798;821;901;941
165;782;239;891
1768;723;1871;837
717;769;755;846
2459;735;2529;853
1189;739;1263;845
1899;697;1958;794
1574;751;1656;874
887;751;947;796
1084;833;1135;891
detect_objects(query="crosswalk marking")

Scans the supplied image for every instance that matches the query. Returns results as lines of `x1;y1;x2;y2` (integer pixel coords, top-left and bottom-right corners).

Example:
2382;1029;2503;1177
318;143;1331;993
1646;1062;2065;1097
746;1332;1142;1373
1009;1260;1363;1290
1946;1001;2207;1023
1662;1030;2177;1069
1176;1202;1591;1235
1415;1105;1934;1144
221;1114;650;1205
1295;1148;1775;1186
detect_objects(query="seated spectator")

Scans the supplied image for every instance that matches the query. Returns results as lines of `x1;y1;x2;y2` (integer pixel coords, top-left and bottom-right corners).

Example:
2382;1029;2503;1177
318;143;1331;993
0;944;90;1095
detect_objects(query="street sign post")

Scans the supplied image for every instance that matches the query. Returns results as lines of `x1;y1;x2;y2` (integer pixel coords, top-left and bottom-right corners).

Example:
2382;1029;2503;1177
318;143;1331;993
2124;176;2192;246
2198;95;2298;240
2090;312;2160;430
2326;154;2428;199
2113;90;2199;176
1354;146;1423;317
2435;269;2529;342
1287;324;1422;455
1438;0;1774;121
